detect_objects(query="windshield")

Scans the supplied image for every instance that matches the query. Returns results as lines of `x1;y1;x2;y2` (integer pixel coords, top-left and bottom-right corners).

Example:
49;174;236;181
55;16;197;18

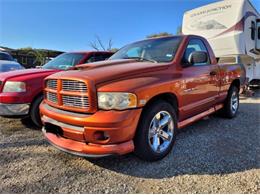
109;37;182;63
0;64;24;72
43;53;84;70
0;52;14;61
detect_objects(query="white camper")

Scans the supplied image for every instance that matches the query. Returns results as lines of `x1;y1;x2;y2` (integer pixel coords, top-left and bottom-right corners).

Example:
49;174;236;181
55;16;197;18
182;0;260;85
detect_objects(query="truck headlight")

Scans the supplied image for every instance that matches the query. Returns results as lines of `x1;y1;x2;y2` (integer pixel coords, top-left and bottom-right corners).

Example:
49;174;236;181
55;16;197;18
98;92;137;110
3;81;26;92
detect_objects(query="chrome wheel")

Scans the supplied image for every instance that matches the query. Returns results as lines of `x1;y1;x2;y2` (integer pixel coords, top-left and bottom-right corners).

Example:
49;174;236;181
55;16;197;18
231;91;238;114
148;111;174;153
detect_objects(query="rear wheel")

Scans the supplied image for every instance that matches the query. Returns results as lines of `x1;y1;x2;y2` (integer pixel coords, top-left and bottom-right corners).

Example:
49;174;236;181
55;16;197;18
134;100;177;161
29;95;43;127
221;85;239;118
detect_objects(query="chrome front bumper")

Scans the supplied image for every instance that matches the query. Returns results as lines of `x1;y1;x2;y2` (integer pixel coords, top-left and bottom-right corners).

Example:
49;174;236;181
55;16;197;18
0;103;30;116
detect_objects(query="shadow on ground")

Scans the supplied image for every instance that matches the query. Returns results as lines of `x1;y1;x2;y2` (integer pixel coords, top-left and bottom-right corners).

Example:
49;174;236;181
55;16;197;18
88;100;260;179
21;117;41;130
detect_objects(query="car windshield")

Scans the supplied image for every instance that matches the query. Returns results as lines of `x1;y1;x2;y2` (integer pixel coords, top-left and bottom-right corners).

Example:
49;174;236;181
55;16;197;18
109;37;182;63
0;52;14;61
0;64;24;72
43;53;84;70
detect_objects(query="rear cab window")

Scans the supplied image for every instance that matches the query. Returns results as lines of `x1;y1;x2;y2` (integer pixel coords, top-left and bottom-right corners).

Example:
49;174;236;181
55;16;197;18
85;53;113;63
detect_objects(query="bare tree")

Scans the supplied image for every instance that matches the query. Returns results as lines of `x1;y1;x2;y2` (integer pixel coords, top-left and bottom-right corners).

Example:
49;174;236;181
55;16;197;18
89;35;114;51
89;41;99;51
108;39;113;51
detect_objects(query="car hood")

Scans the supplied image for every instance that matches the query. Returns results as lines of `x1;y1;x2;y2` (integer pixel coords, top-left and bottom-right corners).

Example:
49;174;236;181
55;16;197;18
0;68;59;82
48;59;170;84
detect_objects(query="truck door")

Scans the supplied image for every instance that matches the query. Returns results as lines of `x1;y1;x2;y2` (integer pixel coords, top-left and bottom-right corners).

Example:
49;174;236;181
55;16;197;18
179;38;220;120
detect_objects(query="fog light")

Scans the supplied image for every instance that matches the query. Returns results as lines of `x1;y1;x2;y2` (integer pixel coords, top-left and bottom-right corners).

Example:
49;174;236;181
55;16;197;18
93;131;109;141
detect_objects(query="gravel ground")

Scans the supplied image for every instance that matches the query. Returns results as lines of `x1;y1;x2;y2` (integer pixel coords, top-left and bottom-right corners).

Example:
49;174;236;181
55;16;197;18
0;90;259;193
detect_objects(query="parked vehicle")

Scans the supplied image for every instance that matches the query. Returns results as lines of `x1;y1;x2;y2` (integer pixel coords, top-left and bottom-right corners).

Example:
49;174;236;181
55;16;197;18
182;0;260;86
0;51;113;127
40;35;246;161
0;51;24;72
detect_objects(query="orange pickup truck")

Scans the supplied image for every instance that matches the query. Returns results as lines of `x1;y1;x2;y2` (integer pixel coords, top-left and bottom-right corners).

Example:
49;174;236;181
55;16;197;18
40;35;246;161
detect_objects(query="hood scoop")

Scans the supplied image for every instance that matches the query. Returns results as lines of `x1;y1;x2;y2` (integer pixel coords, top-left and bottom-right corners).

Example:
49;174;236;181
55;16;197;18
75;59;137;70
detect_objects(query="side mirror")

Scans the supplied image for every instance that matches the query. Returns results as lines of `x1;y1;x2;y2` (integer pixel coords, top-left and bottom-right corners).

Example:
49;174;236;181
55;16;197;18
188;51;208;65
14;58;18;62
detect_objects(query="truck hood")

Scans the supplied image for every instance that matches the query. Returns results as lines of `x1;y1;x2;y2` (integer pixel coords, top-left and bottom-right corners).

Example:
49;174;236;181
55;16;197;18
0;68;59;82
49;59;170;84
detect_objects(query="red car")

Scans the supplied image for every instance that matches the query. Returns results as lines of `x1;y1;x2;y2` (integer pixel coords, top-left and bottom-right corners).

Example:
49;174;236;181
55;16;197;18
0;51;113;127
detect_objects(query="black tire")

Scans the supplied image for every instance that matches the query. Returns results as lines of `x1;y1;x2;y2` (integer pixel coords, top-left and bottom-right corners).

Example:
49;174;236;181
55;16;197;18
29;95;43;128
134;100;177;161
221;85;239;118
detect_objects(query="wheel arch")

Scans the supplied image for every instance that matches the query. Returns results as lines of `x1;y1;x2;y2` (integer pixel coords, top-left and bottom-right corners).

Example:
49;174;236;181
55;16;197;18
29;92;43;112
143;92;179;118
230;79;240;91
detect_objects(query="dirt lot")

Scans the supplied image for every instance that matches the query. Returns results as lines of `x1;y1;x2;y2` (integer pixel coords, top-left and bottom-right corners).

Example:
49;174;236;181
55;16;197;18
0;90;259;193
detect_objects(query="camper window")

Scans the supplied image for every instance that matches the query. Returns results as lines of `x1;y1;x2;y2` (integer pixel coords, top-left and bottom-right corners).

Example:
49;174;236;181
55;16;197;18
251;21;256;40
218;56;237;64
258;27;260;40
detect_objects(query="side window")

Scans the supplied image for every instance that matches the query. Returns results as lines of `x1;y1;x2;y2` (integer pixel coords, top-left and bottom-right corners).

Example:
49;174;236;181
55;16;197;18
125;47;142;58
182;39;210;66
85;53;112;63
93;54;103;62
104;53;113;59
251;21;255;40
85;54;95;63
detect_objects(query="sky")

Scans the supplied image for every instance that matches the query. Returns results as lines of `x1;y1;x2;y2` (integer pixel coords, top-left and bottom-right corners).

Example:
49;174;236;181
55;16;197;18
0;0;259;52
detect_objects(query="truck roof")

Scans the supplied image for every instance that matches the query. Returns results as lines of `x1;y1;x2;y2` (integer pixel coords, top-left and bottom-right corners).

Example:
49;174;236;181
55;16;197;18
67;51;114;54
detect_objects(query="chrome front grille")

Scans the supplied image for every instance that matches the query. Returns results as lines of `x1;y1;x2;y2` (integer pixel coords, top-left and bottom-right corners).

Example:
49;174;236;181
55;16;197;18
45;79;90;112
46;79;57;90
46;92;58;104
62;80;87;92
62;95;89;109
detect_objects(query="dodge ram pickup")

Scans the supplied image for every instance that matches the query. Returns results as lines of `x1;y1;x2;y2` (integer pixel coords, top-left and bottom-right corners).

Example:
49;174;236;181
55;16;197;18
40;35;246;161
0;51;113;127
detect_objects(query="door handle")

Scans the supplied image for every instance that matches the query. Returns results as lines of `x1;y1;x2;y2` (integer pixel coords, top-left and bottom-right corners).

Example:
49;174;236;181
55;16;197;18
210;71;217;76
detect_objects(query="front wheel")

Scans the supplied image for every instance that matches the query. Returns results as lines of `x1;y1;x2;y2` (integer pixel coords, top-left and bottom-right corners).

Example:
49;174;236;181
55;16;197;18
134;101;177;161
29;95;43;128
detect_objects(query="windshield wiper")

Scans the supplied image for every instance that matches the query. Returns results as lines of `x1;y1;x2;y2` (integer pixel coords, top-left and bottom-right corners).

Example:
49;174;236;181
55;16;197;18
123;57;157;63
